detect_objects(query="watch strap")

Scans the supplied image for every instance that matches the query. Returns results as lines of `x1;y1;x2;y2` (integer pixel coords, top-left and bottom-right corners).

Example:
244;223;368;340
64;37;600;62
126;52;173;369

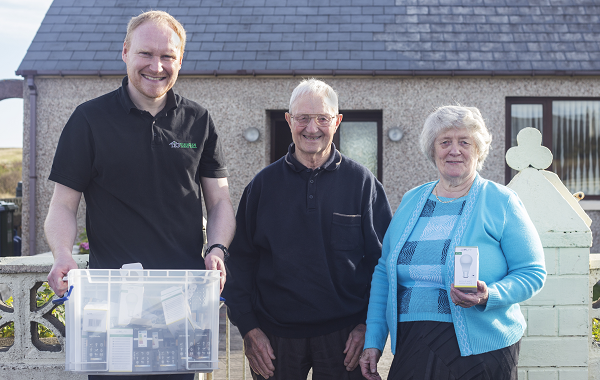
206;243;230;261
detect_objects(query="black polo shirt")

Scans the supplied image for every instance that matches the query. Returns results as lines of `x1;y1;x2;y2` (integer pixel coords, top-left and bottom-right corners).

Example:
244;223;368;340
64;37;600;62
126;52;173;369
49;77;228;270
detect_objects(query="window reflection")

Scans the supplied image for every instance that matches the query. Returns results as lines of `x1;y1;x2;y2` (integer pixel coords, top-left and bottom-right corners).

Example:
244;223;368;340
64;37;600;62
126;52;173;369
339;121;378;177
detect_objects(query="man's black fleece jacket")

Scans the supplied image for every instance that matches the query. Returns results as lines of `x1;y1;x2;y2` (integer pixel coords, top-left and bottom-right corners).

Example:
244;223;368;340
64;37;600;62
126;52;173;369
223;144;393;339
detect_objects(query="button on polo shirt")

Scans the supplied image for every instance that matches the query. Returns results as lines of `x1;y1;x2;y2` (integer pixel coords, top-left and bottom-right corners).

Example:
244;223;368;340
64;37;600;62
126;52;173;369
285;145;341;212
49;77;228;270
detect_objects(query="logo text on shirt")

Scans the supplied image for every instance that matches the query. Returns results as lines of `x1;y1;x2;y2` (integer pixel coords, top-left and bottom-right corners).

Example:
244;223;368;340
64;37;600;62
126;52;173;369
169;141;197;149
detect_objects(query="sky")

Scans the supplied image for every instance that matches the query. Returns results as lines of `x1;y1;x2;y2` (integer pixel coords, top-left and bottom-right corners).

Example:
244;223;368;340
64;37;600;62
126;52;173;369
0;0;53;148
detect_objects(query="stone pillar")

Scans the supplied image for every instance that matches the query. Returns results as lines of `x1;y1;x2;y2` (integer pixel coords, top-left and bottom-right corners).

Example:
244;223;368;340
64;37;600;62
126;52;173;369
0;253;88;380
589;254;600;380
506;128;593;380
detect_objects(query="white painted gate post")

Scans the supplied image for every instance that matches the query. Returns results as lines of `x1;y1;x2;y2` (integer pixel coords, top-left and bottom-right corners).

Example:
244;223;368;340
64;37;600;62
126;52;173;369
506;127;593;380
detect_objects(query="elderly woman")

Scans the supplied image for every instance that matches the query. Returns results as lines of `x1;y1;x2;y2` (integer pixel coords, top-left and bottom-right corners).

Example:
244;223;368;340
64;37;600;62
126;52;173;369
359;106;546;380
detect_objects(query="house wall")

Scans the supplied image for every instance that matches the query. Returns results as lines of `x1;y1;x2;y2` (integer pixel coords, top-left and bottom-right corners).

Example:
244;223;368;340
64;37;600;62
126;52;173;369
21;75;600;255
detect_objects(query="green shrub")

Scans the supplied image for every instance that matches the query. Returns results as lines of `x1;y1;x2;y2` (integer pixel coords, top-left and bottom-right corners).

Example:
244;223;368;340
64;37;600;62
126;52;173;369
36;283;65;338
0;283;66;338
0;296;14;337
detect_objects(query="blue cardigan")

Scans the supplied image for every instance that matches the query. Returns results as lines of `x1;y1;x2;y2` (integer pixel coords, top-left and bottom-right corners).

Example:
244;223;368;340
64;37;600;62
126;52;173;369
364;174;546;356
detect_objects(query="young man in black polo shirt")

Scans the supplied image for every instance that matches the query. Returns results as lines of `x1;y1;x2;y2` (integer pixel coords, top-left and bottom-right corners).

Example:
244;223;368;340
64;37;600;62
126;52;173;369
223;79;392;380
45;10;234;314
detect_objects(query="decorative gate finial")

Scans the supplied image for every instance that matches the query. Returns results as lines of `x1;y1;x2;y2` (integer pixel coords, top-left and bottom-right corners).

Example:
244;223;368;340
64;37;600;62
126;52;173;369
505;127;553;171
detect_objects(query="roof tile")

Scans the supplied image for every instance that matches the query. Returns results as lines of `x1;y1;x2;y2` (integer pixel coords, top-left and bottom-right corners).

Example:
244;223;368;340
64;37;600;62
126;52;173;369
72;51;96;60
101;61;126;70
78;60;103;70
385;60;410;69
246;42;271;50
270;42;294;50
223;42;249;51
233;51;257;60
338;60;362;69
195;61;220;70
280;51;303;59
214;33;239;42
259;33;283;42
266;60;291;69
290;60;315;69
237;33;261;42
241;60;267;70
51;24;76;32
219;60;245;70
362;60;385;69
281;33;305;42
327;51;350;59
231;7;254;15
362;24;385;32
209;52;235;60
374;14;395;23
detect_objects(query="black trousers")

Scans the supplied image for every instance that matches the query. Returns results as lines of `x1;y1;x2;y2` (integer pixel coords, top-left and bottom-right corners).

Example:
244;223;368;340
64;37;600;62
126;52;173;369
251;324;364;380
89;374;194;380
388;321;520;380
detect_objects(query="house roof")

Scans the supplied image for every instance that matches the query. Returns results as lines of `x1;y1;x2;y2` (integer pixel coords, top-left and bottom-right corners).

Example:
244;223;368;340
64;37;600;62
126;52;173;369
16;0;600;77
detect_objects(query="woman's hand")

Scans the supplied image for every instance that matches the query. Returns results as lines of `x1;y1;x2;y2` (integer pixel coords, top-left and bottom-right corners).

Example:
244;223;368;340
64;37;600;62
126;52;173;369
450;280;489;308
359;348;383;380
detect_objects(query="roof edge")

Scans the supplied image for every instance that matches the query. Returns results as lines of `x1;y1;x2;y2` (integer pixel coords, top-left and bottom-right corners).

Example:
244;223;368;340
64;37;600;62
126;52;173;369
15;69;600;78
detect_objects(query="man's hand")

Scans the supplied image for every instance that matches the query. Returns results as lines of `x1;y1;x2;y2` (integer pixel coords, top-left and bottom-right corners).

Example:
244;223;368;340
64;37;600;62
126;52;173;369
244;328;276;379
47;254;78;296
343;323;366;371
204;251;226;293
359;348;382;380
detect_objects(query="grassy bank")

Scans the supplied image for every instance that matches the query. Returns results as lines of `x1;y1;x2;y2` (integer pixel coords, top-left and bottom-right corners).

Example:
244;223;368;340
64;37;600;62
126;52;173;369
0;148;22;198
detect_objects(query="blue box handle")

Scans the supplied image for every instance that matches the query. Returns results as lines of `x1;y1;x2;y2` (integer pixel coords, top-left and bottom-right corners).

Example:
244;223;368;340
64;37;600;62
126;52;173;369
52;285;74;305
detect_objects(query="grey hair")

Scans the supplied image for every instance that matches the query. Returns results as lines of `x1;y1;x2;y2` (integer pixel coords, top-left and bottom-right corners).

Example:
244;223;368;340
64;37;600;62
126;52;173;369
288;78;339;115
419;105;492;171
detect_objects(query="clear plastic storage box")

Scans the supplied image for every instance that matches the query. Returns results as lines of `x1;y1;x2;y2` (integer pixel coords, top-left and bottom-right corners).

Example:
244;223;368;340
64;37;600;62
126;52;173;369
64;269;220;374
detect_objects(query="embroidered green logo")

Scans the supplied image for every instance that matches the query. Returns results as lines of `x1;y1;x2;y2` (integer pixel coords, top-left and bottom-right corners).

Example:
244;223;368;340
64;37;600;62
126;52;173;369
169;141;197;149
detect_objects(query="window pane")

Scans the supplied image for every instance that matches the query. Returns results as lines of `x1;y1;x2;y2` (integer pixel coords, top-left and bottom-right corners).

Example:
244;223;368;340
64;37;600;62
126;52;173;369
339;121;378;176
553;101;600;196
511;104;543;147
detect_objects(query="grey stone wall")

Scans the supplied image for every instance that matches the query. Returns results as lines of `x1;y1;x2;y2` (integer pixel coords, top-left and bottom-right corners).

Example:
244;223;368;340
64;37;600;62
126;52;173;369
22;75;600;255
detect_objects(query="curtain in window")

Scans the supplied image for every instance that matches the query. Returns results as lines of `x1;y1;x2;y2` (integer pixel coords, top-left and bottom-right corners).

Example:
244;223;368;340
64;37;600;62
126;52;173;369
511;104;543;147
553;101;600;196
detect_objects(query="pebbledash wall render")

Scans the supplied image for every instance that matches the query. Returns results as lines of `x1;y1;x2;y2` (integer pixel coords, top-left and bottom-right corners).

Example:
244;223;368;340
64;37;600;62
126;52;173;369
19;74;600;256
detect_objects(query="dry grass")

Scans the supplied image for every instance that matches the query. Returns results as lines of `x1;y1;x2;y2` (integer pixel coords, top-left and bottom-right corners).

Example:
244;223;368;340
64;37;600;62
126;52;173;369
0;148;22;198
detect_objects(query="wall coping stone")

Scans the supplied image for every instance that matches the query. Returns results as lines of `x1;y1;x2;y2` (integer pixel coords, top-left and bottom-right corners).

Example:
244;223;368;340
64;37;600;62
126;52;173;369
0;247;87;274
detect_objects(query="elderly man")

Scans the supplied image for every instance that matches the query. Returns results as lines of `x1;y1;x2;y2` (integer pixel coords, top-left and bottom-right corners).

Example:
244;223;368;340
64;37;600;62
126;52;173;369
223;79;392;380
45;9;234;324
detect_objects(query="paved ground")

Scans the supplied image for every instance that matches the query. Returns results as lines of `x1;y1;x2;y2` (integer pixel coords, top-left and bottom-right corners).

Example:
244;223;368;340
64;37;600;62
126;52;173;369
208;306;393;380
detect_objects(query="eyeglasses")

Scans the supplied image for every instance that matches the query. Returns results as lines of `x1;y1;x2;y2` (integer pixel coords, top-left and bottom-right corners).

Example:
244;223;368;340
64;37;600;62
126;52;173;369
289;114;337;127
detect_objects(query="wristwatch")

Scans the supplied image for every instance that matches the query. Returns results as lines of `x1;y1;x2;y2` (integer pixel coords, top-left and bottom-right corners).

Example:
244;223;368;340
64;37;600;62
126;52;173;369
206;244;230;262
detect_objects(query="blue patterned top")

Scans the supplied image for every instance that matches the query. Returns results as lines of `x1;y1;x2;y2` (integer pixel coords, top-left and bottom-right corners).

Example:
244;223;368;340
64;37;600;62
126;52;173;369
397;194;466;323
